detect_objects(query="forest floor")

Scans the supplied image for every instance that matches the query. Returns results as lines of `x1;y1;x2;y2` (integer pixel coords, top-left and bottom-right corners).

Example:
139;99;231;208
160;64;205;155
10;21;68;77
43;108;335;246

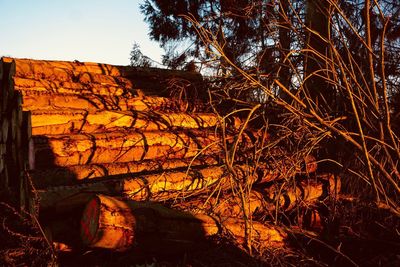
0;190;399;267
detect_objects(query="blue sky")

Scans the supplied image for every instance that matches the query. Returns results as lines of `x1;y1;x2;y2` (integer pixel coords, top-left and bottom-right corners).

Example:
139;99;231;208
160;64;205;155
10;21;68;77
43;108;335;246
0;0;163;65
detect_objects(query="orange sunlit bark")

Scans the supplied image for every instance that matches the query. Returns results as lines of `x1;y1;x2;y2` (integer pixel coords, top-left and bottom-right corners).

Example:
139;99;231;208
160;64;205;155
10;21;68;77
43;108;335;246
80;194;287;251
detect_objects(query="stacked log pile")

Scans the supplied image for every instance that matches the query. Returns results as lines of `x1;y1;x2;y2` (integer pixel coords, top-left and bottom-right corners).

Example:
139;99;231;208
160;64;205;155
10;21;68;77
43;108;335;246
0;58;31;209
1;57;341;256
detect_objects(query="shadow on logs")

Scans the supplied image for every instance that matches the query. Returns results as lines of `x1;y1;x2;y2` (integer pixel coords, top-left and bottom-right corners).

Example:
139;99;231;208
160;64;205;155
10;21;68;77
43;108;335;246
27;135;84;248
55;195;274;267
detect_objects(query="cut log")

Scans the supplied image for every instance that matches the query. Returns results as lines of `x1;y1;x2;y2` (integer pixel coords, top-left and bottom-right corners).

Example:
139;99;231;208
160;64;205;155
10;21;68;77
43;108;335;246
80;194;286;251
32;130;223;168
178;174;341;217
0;57;13;79
9;58;201;80
0;57;14;113
33;157;312;210
9;58;121;79
118;163;285;201
30;149;300;191
264;174;341;211
19;111;33;211
33;144;216;169
30;157;220;188
0;91;28;201
256;151;319;182
35;164;270;210
8;95;23;180
36;165;230;209
12;67;133;88
20;91;184;112
25;111;35;171
118;165;229;201
30;109;236;135
9;58;203;96
12;77;129;96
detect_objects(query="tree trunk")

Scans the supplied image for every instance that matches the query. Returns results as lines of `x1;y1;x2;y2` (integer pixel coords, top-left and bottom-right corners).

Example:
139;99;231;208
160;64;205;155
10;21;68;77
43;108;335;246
278;0;292;92
304;0;334;108
80;194;286;251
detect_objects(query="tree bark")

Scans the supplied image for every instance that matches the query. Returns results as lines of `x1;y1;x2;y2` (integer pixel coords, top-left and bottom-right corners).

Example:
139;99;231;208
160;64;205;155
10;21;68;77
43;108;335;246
278;0;292;91
30;109;236;135
21;91;184;112
30;157;220;188
9;58;203;97
19;111;33;211
0;57;15;114
263;173;341;211
35;164;277;210
12;77;129;96
10;58;202;80
119;165;231;201
32;130;224;168
176;174;340;217
80;194;286;251
0;89;29;209
10;58;122;79
304;0;334;108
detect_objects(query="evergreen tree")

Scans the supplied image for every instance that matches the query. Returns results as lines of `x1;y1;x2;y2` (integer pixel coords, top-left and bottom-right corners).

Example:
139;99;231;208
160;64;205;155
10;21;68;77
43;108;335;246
139;0;400;104
140;0;282;74
130;42;153;67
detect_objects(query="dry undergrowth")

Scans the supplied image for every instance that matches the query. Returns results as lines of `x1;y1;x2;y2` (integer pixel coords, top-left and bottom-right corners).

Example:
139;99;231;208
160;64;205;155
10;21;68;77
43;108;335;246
0;195;56;266
170;0;400;264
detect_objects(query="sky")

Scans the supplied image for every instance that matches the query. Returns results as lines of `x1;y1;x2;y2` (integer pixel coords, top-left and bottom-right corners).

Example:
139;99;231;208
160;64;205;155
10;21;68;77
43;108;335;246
0;0;164;66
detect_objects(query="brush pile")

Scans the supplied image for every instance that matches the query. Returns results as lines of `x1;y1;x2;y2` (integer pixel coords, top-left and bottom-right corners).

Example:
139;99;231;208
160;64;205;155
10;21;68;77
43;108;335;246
0;57;341;259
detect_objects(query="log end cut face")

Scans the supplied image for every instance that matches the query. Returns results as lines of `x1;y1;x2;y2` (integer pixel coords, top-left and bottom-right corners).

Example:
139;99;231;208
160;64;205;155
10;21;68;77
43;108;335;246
81;197;101;246
80;195;135;251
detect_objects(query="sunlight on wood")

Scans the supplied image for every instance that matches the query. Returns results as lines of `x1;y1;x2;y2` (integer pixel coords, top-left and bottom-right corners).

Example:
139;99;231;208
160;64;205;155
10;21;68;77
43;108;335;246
80;194;287;251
